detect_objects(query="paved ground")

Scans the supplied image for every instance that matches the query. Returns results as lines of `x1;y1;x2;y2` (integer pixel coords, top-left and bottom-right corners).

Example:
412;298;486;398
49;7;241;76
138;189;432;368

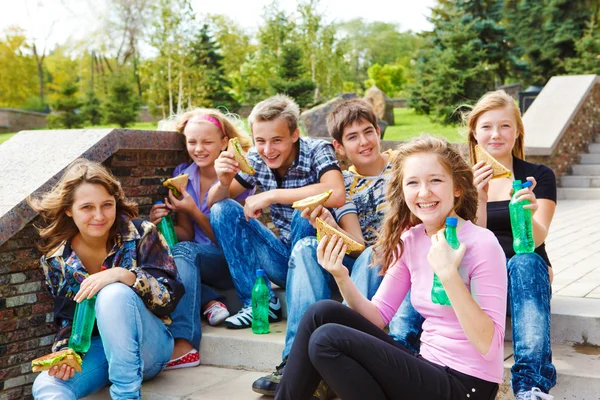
546;200;600;298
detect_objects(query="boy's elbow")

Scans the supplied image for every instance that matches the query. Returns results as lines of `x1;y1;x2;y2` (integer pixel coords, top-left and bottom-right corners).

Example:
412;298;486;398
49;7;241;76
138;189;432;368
328;191;346;208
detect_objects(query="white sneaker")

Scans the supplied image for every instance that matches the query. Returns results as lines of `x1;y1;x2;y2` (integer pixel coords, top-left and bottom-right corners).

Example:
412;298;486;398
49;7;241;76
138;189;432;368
203;301;230;326
516;388;553;400
225;305;253;329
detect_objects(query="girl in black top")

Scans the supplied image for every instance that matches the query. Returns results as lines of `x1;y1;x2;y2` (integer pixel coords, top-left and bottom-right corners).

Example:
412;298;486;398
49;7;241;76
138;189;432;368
469;90;556;400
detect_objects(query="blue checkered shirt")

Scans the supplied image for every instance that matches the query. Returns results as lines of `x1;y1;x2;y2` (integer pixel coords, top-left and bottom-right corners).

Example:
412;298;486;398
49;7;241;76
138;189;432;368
235;137;341;244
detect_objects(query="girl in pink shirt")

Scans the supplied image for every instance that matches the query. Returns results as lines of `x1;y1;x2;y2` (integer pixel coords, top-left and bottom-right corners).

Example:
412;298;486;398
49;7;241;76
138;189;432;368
276;135;507;400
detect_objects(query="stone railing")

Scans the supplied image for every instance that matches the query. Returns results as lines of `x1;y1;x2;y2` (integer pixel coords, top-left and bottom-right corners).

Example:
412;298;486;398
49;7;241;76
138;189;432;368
523;75;600;177
0;109;48;134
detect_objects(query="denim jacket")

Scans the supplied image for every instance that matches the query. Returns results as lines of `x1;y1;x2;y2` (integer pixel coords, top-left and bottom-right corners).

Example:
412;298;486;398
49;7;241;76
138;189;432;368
41;217;185;351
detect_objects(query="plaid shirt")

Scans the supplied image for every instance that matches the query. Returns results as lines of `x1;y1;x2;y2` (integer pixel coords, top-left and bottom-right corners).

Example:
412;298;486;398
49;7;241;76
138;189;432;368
41;217;184;351
235;136;340;244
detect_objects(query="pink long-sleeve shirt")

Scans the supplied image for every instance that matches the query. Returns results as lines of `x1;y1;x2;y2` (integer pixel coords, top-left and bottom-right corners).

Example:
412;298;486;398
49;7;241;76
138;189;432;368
372;221;507;383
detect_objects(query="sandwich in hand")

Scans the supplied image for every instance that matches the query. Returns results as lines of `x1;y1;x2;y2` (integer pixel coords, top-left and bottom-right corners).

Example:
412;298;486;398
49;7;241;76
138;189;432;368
163;173;189;198
316;217;365;253
474;145;511;179
31;348;83;373
228;137;256;175
292;190;333;212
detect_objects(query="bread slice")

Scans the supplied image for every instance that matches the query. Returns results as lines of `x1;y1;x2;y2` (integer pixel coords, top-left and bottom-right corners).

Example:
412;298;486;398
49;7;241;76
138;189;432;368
163;173;189;198
228;138;256;175
316;218;365;253
31;349;83;373
474;145;511;179
292;190;333;212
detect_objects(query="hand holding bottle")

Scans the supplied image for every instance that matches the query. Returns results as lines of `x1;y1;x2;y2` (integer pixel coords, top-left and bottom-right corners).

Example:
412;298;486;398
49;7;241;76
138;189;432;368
512;177;538;216
427;229;466;283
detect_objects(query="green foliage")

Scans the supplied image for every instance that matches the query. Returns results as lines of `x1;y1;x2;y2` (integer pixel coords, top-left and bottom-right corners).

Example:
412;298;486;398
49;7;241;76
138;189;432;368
269;43;315;107
409;0;512;124
21;96;48;113
47;82;85;129
103;75;140;128
81;90;102;125
504;0;596;85
385;108;463;142
565;19;600;75
0;27;38;108
364;63;405;97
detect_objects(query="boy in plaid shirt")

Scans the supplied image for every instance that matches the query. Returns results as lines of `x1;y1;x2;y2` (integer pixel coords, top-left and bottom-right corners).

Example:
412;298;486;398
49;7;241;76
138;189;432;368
208;94;346;329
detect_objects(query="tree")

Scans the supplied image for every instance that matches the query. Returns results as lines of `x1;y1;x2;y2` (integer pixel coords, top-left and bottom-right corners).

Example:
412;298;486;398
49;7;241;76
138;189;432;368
0;27;38;108
566;19;600;75
189;24;238;111
47;82;85;129
269;43;315;107
103;75;140;127
81;90;102;125
408;2;499;124
504;0;596;85
364;63;405;97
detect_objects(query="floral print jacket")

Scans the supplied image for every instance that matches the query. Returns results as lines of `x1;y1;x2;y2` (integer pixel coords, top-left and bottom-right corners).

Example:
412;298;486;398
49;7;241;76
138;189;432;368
41;217;185;351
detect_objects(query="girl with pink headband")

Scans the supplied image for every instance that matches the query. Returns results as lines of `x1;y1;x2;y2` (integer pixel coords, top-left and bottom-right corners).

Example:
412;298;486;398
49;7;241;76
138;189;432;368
150;108;254;370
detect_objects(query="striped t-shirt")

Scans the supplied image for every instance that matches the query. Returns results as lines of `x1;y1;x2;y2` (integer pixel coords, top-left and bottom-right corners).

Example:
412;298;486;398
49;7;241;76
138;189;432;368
334;150;394;246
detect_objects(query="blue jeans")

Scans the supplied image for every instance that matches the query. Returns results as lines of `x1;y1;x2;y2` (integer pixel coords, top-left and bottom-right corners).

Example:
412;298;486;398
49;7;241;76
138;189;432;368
32;283;173;400
283;238;378;359
508;253;556;393
169;241;234;349
351;258;424;355
210;199;315;307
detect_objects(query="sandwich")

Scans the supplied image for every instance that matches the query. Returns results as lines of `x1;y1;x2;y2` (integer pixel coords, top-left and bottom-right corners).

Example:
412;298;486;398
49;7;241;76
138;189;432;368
163;173;189;198
315;217;365;253
474;145;511;179
227;138;256;175
292;190;333;212
31;348;83;373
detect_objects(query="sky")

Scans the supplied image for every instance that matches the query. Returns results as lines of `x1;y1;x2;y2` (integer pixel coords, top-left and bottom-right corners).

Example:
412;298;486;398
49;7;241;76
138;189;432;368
0;0;435;52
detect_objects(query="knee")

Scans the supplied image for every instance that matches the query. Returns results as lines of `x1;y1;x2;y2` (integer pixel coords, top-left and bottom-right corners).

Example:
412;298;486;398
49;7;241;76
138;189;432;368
289;237;318;268
209;198;241;225
308;324;345;363
305;299;343;320
508;253;548;280
171;241;196;260
33;372;75;400
96;283;137;315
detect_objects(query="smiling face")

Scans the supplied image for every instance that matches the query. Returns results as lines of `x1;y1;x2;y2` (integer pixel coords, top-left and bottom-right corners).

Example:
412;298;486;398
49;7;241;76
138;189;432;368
65;183;117;241
474;106;518;161
402;153;460;235
183;121;228;168
252;117;300;174
334;119;381;168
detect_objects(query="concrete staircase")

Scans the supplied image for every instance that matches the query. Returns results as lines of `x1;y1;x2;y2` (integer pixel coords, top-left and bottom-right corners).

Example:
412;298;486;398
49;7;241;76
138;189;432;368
558;134;600;200
84;292;600;400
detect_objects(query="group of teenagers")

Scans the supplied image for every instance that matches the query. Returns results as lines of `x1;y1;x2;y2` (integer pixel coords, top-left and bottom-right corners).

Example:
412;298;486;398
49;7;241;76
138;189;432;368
29;90;557;400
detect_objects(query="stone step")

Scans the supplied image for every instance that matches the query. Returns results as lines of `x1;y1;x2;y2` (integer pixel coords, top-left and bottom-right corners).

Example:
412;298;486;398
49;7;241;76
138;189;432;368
580;153;600;164
84;341;600;400
557;187;600;200
589;143;600;153
571;164;600;175
561;175;600;188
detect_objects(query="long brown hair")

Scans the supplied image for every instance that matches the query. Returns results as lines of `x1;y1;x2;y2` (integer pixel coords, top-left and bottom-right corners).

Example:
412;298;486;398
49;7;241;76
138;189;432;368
27;159;138;254
466;90;525;164
373;135;478;274
175;108;253;152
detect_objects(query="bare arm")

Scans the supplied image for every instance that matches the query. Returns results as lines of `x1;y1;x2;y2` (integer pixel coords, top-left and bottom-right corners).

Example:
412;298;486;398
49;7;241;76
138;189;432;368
208;150;253;208
175;210;195;242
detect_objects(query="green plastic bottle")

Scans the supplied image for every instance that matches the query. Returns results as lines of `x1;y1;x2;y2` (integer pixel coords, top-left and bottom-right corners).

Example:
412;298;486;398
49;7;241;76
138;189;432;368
509;180;535;254
252;269;270;334
155;201;178;248
68;296;97;354
431;217;459;306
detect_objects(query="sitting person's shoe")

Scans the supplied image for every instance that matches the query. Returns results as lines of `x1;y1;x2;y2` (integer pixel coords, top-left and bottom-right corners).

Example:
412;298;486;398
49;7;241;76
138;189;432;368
515;388;553;400
252;357;287;395
268;297;283;322
225;305;253;329
164;349;200;370
311;380;336;400
203;301;230;326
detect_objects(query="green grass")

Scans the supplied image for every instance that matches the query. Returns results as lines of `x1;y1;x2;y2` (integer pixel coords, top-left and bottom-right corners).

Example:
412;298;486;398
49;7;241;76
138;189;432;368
0;132;16;144
384;108;465;143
